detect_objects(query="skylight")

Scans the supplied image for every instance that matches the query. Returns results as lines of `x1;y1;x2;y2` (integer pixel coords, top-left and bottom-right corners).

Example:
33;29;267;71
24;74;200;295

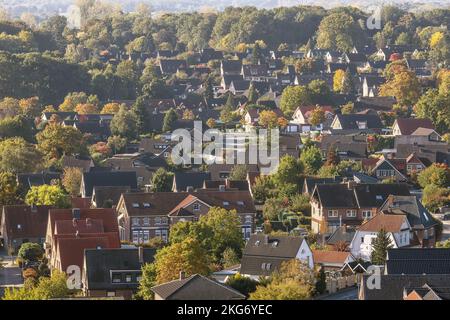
132;203;139;208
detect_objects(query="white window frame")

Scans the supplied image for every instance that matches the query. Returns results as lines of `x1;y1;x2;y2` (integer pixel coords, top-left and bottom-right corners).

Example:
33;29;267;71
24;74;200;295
328;210;338;218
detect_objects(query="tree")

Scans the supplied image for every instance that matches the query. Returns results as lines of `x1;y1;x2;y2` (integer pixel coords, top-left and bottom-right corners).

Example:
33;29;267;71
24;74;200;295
162;108;178;132
182;109;195;120
18;243;44;262
417;164;450;189
341;68;355;95
309;106;325;127
137;263;157;300
3;270;69;300
315;267;326;294
422;184;450;213
132;96;150;134
75;103;97;114
36;124;85;164
333;69;345;92
371;228;393;265
59;92;97;112
249;259;314;300
252;42;261;64
101;103;121;114
225;273;258;297
414;89;450;134
325;143;340;166
0;171;19;205
206;118;216;128
0;137;42;173
25;185;70;208
221;247;241;269
300;145;323;175
280;85;311;117
62;167;83;196
247;83;258;104
258;110;278;128
150;168;173;192
154;237;210;284
220;104;235;125
0;115;34;141
203;77;214;101
229;165;248;180
273;155;303;186
110;106;138;139
263;197;286;221
316;12;365;52
341;102;354;114
379;69;420;106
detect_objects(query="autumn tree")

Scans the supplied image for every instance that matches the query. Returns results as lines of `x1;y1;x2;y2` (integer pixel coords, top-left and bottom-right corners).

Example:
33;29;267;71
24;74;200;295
25;185;70;208
162;108;178;132
137;263;157;300
0;171;20;205
229;165;248;180
309;106;325;127
333;69;345;92
62;167;83;196
280;85;311;117
341;68;355;95
258;110;278;128
110;106;138;139
36;123;85;164
380;69;420;106
154;237;210;284
206;118;216;128
75;103;97;114
18;243;44;262
325;143;340;166
101;102;121;114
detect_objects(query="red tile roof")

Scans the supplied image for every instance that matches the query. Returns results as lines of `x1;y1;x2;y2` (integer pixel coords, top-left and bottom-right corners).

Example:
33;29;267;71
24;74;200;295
395;118;434;135
312;250;352;265
2;205;51;240
358;213;408;233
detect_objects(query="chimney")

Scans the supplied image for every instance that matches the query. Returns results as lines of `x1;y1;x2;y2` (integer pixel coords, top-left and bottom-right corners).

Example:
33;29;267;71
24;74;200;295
179;271;186;280
347;180;356;190
86;218;92;228
264;235;269;245
30;204;37;213
138;246;144;264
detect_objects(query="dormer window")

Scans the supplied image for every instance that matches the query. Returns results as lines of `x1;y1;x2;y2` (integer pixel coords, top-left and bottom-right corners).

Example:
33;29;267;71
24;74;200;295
193;203;200;211
271;241;279;248
237;201;244;206
132;203;140;208
376;195;383;200
223;201;230;206
255;240;260;246
143;203;151;208
356;121;367;129
17;224;22;229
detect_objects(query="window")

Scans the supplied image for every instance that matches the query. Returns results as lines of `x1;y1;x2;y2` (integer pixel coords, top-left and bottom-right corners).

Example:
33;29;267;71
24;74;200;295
132;203;140;208
223;201;230;206
132;231;139;243
125;275;132;283
266;263;271;270
245;215;253;224
143;203;151;208
237;201;244;206
143;218;150;226
346;210;357;217
17;224;22;230
161;217;168;224
328;210;338;218
261;263;266;270
193;203;200;211
112;274;122;283
107;291;116;297
362;210;372;219
155;217;161;225
132;218;139;226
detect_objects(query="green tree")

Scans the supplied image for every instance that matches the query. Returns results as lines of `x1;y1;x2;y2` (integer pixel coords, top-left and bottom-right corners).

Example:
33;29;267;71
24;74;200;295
25;184;70;208
417;164;450;189
252;42;261;64
280;85;311;117
18;243;44;262
0;171;19;205
341;68;355;95
247;83;258;104
371;228;393;265
325;143;340;166
315;267;326;294
225;273;258;297
0;137;42;173
150;168;174;192
162;108;178;132
229;165;248;180
300;145;323;175
273;155;303;186
136;263;157;300
62;167;83;196
110;106;138;139
131;96;150;135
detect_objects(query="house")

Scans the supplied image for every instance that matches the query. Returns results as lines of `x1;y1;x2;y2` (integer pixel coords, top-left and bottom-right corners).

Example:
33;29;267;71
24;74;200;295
151;273;245;300
369;157;408;182
359;274;450;300
82;247;156;299
0;205;51;255
312;250;355;271
91;186;131;208
319;134;368;160
116;190;256;243
291;105;334;131
330;114;383;132
385;248;450;275
310;181;411;233
325;225;356;250
362;75;384;97
241;64;270;81
404;284;450;300
45;208;121;273
207;164;259;181
349;213;412;261
240;234;314;280
302;177;340;196
354;96;396;114
221;60;243;76
392;118;435;136
379;195;439;247
80;171;138;198
172;172;211;192
61;156;94;172
159;59;187;74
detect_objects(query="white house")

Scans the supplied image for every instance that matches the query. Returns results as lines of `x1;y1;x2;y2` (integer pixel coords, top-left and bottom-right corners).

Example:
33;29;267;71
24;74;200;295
349;213;412;261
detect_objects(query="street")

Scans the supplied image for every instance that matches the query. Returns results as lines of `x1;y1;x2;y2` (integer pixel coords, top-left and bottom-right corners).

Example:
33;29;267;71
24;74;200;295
0;249;23;297
319;287;359;300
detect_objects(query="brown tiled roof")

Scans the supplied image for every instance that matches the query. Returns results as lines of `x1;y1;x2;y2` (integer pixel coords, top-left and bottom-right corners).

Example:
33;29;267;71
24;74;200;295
358;213;407;232
312;250;352;265
54;219;104;235
71;197;92;209
61;156;93;172
395;118;434;135
2;205;51;239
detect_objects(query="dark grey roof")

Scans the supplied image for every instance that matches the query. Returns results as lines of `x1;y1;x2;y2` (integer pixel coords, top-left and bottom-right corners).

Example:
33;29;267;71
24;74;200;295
151;274;245;300
173;172;211;192
360;274;450;300
84;248;156;291
313;184;358;208
335;114;383;130
326;226;356;245
353;184;410;208
385;248;450;275
17;172;61;190
240;234;305;276
380;195;438;229
82;171;137;197
303;177;339;195
353;172;379;184
92;186;131;208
